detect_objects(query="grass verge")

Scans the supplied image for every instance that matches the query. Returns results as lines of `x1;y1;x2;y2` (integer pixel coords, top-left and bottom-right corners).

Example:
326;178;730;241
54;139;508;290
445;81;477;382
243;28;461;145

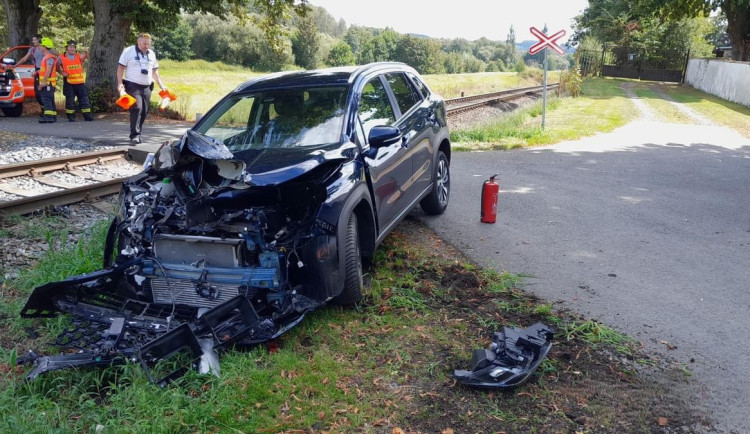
658;83;750;138
0;216;699;432
450;77;639;150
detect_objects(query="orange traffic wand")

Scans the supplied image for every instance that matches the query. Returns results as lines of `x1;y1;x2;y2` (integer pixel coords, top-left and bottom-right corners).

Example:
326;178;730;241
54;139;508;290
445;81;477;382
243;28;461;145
116;93;136;110
158;89;177;111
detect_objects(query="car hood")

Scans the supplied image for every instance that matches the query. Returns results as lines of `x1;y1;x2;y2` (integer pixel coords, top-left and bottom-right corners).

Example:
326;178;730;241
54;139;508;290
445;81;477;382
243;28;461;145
154;130;355;187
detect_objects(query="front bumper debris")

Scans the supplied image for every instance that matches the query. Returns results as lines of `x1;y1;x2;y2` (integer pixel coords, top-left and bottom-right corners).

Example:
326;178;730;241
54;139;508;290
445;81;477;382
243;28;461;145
18;261;320;385
453;322;553;389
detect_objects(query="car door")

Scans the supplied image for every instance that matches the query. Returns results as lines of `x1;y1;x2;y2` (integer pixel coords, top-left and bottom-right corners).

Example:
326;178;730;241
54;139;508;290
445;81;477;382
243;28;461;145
357;75;412;230
383;72;434;201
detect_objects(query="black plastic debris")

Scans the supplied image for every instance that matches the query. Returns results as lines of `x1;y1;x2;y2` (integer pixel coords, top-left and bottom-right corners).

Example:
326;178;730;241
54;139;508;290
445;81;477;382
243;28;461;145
453;322;553;389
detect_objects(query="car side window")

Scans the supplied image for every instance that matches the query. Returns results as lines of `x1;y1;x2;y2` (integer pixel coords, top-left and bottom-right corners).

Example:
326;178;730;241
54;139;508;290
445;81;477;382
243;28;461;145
385;73;421;115
358;78;395;139
407;73;430;98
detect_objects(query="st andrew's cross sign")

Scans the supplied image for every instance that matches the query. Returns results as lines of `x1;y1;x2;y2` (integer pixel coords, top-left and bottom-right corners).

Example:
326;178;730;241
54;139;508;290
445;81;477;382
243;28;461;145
529;27;566;56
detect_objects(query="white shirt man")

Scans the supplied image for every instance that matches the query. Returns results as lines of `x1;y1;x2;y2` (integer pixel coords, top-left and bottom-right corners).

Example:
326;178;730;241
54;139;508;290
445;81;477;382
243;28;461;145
116;33;167;144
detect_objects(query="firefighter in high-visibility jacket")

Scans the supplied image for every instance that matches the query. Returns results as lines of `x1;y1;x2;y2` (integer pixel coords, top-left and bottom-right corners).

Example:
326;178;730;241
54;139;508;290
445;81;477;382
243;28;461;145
37;37;58;123
58;40;93;122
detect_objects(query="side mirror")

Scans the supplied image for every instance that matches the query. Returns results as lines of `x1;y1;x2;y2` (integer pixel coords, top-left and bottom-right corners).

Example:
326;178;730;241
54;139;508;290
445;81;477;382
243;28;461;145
368;126;402;148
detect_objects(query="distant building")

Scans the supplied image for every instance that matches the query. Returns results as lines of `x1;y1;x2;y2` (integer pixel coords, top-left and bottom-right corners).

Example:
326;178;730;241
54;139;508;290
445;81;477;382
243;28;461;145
712;46;732;58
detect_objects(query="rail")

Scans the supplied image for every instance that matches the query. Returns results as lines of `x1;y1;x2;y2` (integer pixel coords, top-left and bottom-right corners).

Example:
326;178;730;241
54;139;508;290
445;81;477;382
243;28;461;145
0;149;131;215
446;83;560;115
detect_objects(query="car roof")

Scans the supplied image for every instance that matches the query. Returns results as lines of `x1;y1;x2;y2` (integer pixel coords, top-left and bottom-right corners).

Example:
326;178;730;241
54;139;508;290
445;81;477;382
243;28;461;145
234;62;416;93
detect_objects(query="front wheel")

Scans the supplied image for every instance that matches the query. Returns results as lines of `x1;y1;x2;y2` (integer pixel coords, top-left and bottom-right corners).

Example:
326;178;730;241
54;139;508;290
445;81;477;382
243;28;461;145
333;212;363;305
2;103;23;117
420;150;450;215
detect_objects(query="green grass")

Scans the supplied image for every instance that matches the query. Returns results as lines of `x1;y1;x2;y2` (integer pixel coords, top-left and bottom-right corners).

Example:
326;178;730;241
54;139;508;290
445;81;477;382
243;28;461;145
563;319;638;356
659;82;750;138
451;77;639;150
150;59;264;122
424;69;545;99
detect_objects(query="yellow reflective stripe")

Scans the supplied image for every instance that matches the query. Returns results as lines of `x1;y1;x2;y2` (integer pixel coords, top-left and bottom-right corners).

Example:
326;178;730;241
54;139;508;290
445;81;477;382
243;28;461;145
65;109;75;114
44;110;57;115
81;108;91;113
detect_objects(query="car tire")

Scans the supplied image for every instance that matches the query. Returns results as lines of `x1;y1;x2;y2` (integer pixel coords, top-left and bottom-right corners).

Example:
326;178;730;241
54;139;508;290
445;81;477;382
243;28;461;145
420;150;450;215
2;103;23;117
334;212;363;305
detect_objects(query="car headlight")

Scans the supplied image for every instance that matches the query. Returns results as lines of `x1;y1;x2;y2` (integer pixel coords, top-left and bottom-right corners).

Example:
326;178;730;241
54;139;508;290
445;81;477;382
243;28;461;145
13;91;23;98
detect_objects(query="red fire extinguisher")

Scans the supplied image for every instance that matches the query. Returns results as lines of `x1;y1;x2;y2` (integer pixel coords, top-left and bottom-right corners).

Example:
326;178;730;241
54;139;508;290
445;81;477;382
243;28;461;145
481;174;500;223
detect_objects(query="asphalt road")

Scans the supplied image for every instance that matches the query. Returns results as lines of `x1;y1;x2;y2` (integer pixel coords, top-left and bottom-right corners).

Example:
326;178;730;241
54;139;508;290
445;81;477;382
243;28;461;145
419;111;750;431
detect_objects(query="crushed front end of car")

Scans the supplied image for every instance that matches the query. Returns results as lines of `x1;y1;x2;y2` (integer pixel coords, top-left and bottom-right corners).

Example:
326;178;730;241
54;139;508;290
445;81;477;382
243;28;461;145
20;130;350;385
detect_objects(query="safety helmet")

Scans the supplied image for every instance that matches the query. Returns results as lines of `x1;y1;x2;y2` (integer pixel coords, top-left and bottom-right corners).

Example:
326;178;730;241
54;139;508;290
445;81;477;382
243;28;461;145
40;37;54;49
67;40;77;47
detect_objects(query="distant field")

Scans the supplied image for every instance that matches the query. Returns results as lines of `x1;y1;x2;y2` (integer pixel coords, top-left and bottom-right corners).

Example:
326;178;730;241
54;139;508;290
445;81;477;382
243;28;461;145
154;60;544;121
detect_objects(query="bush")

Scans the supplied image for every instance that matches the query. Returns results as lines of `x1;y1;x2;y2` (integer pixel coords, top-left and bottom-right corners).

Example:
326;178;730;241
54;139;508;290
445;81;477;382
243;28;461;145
88;81;118;113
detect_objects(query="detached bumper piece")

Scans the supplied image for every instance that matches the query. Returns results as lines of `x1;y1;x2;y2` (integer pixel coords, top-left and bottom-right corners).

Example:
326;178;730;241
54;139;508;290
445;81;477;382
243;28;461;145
453;322;554;389
18;265;320;385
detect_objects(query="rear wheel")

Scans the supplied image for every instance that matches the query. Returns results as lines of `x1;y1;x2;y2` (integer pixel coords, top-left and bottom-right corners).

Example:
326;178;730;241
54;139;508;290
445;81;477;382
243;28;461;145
420;150;450;215
2;103;22;117
334;212;363;305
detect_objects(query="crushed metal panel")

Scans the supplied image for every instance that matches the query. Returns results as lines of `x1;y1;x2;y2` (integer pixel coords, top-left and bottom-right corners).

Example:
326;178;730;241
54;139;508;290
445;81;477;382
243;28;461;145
453;322;553;389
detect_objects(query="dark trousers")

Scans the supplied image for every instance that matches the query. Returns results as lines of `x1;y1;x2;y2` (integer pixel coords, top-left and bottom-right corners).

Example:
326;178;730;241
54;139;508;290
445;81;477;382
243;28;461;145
33;71;43;111
38;84;56;119
123;80;151;139
63;80;92;120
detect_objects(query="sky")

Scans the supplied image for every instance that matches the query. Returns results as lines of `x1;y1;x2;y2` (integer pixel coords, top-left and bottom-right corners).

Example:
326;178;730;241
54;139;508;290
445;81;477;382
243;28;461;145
309;0;590;44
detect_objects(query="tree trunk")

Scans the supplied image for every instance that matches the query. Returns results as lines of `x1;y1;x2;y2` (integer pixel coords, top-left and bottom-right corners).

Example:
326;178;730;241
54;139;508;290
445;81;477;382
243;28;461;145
724;0;750;61
3;0;42;46
87;0;132;90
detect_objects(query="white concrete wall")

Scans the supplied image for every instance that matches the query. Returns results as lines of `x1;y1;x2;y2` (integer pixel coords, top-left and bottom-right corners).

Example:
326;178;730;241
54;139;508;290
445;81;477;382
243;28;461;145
684;59;750;107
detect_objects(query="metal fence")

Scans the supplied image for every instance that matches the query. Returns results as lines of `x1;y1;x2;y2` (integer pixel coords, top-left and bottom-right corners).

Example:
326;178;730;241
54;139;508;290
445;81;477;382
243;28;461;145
576;47;689;83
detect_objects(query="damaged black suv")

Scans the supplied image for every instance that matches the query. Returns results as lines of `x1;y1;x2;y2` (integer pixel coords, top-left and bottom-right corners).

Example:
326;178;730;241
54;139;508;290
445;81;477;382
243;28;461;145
21;62;451;382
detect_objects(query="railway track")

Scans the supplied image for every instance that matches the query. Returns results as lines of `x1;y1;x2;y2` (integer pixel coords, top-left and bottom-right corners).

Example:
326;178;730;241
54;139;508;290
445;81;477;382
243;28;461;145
446;83;559;115
0;149;132;215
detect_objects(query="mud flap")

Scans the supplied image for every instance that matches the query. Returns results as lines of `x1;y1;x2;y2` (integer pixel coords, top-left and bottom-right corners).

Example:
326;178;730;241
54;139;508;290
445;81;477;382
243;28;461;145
453;322;553;389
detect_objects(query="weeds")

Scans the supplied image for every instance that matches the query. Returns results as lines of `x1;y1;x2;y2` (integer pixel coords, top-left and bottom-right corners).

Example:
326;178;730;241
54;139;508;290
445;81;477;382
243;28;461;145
563;319;637;356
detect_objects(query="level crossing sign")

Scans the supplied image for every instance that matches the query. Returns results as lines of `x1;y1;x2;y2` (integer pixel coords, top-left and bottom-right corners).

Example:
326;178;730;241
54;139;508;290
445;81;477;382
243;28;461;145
529;27;566;55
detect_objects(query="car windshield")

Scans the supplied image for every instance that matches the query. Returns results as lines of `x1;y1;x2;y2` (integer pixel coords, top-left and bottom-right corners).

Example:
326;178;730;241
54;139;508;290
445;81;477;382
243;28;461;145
195;86;348;152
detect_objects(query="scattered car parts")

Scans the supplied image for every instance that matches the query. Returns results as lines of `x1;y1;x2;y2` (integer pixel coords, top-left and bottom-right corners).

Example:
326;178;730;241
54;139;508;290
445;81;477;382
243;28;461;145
453;322;554;389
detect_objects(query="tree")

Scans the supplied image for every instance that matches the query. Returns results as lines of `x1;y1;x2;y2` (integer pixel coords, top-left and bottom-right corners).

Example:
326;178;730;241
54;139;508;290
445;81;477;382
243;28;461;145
292;13;320;69
574;0;750;60
153;15;192;61
393;35;445;74
2;0;42;46
326;41;355;66
653;0;750;60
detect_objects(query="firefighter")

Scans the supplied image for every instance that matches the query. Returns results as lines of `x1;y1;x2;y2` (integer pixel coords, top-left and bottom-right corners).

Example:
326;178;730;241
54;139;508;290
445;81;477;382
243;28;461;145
58;40;93;121
37;37;58;123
